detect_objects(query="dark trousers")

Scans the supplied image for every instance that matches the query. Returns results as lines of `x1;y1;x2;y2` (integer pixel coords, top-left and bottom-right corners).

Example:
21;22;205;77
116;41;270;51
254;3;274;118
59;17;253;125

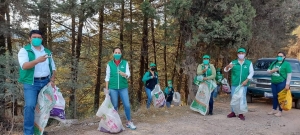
209;91;214;113
271;80;286;111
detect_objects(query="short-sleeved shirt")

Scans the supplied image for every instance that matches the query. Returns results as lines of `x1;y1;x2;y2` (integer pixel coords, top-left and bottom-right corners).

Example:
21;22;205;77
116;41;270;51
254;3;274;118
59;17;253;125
268;61;292;84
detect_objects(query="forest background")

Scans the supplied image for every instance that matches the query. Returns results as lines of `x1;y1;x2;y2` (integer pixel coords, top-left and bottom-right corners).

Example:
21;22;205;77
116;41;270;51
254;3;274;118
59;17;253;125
0;0;300;131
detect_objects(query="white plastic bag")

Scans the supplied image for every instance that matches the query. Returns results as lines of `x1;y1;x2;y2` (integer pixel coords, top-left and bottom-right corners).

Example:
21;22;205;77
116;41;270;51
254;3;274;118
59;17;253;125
221;78;231;93
172;92;181;106
34;83;56;135
230;86;248;114
50;86;66;123
190;83;211;115
151;85;166;108
96;94;125;133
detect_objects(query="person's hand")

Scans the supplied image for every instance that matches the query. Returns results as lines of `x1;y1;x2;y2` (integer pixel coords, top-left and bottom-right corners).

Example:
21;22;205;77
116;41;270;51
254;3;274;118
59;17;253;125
202;68;208;73
118;71;127;78
271;68;279;73
36;55;48;63
104;88;109;94
226;63;234;69
203;77;208;81
242;80;248;86
285;85;290;90
50;80;55;88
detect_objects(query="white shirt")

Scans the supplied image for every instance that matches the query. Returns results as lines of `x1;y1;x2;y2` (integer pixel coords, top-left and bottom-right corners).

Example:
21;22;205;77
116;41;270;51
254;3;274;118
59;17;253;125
105;62;130;82
18;45;56;77
224;60;254;79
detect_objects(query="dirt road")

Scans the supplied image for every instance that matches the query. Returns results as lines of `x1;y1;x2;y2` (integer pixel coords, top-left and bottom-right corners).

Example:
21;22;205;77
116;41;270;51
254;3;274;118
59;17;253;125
47;95;300;135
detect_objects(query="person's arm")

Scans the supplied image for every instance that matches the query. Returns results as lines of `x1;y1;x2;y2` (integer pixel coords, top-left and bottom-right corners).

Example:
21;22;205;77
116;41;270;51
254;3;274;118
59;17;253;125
197;64;204;75
224;62;233;72
242;62;254;85
267;61;278;73
18;48;49;70
105;64;110;90
286;62;292;88
142;71;152;83
125;62;130;78
50;57;56;82
156;72;159;84
206;64;216;80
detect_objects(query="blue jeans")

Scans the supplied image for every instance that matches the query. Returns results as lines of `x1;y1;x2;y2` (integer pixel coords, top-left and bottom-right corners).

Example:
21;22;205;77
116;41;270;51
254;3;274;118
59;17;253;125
166;101;171;108
145;87;152;108
213;85;220;98
230;86;247;114
209;91;214;113
23;78;50;135
271;81;286;111
109;88;131;121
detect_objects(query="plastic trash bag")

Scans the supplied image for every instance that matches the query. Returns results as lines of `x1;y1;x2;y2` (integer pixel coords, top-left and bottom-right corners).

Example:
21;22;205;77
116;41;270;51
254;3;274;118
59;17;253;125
96;94;125;133
193;75;204;86
190;80;216;115
278;89;292;111
50;86;66;123
34;83;56;135
172;92;181;106
151;85;166;108
230;85;248;114
221;78;231;93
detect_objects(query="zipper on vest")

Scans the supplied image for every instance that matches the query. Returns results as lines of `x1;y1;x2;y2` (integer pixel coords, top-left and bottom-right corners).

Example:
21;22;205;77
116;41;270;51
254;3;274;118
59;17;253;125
239;61;244;85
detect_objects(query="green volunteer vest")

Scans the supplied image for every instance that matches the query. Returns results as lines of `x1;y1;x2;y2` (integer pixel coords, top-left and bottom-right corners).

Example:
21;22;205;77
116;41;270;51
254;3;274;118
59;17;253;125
108;60;129;89
18;44;53;84
231;59;251;86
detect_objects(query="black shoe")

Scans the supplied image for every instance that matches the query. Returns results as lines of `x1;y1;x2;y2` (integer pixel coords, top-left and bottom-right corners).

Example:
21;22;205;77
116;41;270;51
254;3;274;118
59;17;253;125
43;131;48;135
208;112;213;115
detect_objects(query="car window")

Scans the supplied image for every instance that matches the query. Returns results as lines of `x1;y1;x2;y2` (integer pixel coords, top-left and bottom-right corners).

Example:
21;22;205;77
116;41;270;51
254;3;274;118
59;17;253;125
254;59;300;73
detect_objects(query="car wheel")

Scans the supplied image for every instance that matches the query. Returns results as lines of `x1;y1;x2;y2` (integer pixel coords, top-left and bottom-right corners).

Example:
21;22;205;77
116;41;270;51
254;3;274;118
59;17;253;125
246;94;252;103
295;99;300;109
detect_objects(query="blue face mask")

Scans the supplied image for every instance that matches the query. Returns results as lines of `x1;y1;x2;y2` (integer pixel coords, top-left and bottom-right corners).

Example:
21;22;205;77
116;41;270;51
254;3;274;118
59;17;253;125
32;38;42;46
203;60;209;65
114;54;122;60
277;56;283;61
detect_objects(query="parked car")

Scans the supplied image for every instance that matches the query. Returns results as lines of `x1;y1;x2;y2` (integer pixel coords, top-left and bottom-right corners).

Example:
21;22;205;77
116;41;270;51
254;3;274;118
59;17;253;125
247;58;300;109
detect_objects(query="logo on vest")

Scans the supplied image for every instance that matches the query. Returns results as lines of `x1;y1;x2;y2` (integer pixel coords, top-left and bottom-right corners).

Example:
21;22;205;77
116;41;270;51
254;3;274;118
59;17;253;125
120;65;125;68
243;65;248;68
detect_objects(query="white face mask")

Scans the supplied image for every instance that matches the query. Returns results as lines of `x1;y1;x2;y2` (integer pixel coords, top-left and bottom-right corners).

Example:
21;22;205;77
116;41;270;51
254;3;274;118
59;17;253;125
238;54;245;59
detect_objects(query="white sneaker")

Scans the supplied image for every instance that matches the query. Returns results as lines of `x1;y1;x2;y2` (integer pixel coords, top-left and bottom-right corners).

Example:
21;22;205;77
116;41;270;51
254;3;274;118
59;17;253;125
126;121;136;130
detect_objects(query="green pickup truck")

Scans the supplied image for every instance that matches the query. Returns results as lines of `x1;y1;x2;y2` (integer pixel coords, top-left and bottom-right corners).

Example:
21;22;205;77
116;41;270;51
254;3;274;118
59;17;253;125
247;58;300;109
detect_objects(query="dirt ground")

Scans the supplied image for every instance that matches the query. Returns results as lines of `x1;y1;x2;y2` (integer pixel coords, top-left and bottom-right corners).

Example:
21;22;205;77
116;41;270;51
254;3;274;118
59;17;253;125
5;94;300;135
43;94;300;135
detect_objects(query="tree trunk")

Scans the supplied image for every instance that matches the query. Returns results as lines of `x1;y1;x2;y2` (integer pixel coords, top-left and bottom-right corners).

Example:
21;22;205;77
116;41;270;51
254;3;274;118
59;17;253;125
0;0;6;121
119;0;124;50
129;0;134;104
151;18;156;64
0;0;5;55
69;0;76;118
94;5;104;113
6;3;11;54
138;8;149;103
38;0;50;48
163;2;167;84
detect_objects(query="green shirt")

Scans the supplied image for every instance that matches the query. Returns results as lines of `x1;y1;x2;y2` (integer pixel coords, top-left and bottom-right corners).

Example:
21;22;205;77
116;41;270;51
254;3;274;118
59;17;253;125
268;61;292;84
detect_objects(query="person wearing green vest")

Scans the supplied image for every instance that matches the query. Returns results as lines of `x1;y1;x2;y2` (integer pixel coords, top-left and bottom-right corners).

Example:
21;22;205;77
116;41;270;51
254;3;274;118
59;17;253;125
267;52;292;117
197;54;216;115
164;80;175;108
104;47;136;130
224;48;254;121
213;68;224;98
17;30;56;135
142;63;159;108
